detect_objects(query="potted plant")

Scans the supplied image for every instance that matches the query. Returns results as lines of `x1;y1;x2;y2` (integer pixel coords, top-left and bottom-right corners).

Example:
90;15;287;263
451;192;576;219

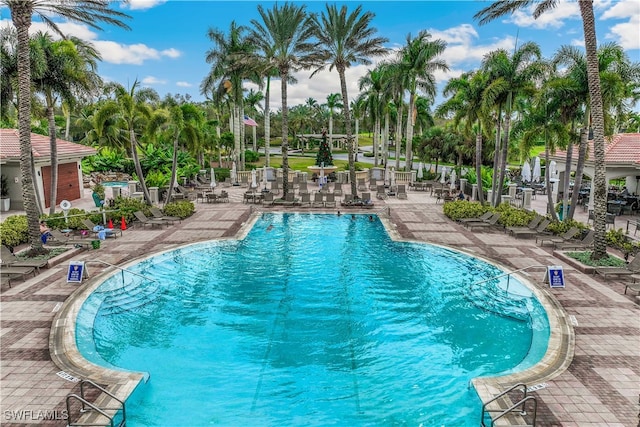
0;174;10;212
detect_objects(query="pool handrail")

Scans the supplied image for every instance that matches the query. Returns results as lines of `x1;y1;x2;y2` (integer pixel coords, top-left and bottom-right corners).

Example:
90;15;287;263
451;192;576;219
471;264;547;293
87;260;157;284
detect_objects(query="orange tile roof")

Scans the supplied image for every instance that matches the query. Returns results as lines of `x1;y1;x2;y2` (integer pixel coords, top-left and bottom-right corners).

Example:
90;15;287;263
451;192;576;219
0;128;96;160
553;133;640;165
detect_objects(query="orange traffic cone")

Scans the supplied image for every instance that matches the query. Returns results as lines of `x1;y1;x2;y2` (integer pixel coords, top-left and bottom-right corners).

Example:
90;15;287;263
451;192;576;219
120;216;127;231
108;218;114;229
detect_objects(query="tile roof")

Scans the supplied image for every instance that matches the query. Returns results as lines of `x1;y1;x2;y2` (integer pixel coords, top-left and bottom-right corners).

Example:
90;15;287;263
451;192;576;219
0;128;96;160
553;133;640;165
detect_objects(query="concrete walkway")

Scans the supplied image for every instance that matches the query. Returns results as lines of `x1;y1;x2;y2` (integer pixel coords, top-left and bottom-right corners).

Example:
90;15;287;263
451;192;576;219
1;185;638;426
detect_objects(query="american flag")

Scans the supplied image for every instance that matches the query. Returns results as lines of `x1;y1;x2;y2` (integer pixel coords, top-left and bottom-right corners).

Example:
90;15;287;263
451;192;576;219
243;115;258;127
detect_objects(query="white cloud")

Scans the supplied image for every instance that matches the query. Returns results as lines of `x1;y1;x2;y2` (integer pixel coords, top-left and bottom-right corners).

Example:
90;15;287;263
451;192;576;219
161;48;181;59
176;81;192;88
505;2;580;29
142;76;166;85
93;40;181;65
571;38;585;48
600;0;639;19
124;0;168;11
605;15;640;49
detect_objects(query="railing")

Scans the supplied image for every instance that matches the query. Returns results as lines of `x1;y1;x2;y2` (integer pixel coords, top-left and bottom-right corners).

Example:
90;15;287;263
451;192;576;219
88;260;157;289
481;383;535;427
471;265;546;293
626;219;639;236
66;379;125;427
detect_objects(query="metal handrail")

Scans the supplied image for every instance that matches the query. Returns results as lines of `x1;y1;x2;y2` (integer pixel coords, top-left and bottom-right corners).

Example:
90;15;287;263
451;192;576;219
87;260;157;283
481;383;528;426
66;394;115;427
79;380;125;415
471;265;547;293
490;395;537;427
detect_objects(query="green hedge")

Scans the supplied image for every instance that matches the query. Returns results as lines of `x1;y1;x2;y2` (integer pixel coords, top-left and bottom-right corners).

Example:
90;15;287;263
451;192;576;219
0;215;29;249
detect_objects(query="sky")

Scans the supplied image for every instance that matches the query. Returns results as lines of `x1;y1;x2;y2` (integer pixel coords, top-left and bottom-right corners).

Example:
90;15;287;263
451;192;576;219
1;0;639;111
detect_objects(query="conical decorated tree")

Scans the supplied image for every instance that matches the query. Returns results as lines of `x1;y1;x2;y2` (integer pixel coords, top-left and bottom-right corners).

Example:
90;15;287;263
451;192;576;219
315;130;333;166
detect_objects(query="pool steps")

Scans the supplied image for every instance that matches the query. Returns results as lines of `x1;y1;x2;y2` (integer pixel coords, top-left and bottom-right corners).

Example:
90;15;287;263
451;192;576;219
98;278;162;315
465;279;530;321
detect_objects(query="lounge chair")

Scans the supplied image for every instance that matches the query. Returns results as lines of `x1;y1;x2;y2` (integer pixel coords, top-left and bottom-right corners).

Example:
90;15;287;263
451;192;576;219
510;219;550;239
537;226;580;246
270;181;280;195
81;218;122;239
460;211;493;224
325;193;336;208
505;215;542;235
48;230;95;247
465;212;502;231
333;183;343;197
397;185;408;200
298;182;309;196
312;192;324;208
262;192;274;206
376;185;388;200
357;178;367;191
299;193;311;207
0;265;37;282
1;245;48;272
150;207;180;224
594;256;640;279
341;194;354;206
134;211;169;228
554;230;594;250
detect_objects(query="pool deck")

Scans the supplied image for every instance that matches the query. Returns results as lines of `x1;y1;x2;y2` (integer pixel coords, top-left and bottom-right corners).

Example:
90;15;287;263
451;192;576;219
1;185;638;426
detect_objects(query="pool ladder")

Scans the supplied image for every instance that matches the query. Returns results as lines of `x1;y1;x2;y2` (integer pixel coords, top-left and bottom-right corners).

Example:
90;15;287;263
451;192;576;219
66;379;126;427
480;383;537;426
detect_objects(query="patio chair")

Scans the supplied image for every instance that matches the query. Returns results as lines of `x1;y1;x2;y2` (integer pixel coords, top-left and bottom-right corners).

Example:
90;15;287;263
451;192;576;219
511;218;551;239
270;180;280;195
554;230;594;250
134;211;169;228
312;192;325;208
81;218;122;239
1;245;48;272
150;207;180;224
536;226;580;247
465;212;502;231
298;181;309;197
299;193;311;207
369;179;378;191
594;256;640;279
325;193;337;208
0;266;37;283
262;192;274;206
460;211;493;225
333;183;343;197
505;215;542;235
47;230;95;247
341;194;354;206
357;178;367;191
376;185;388;200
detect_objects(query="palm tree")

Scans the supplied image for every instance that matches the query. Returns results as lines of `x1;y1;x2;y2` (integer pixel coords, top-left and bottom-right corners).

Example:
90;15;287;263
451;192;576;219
324;93;343;150
311;3;388;196
481;42;544;206
250;2;320;197
437;70;491;205
359;65;387;169
3;0;129;254
474;0;610;259
397;30;448;173
244;89;264;152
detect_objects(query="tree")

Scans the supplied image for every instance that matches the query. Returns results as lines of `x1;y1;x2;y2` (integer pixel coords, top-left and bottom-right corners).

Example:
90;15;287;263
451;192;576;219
244;89;264;152
397;30;448;172
311;3;388;196
474;0;610;259
3;0;129;254
250;2;320;197
316;130;333;167
324;92;342;150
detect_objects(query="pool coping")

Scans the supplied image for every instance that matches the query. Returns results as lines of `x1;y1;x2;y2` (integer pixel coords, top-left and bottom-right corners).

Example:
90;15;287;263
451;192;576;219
50;211;575;425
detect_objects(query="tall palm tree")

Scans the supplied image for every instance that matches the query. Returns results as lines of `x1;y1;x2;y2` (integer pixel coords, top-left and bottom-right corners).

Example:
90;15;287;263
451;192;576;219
250;2;320;197
397;30;448;173
359;65;387;169
481;42;544;206
324;93;342;150
3;0;129;254
311;3;388;196
474;0;610;259
244;89;264;152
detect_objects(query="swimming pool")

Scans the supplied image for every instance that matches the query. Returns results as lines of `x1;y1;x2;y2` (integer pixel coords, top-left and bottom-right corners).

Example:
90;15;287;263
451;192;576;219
76;213;550;426
101;181;129;187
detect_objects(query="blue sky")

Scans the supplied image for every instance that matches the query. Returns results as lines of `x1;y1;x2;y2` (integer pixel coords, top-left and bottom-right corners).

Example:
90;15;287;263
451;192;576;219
1;0;639;110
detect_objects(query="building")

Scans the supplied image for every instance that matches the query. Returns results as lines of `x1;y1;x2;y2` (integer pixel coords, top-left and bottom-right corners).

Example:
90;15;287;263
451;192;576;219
0;129;96;212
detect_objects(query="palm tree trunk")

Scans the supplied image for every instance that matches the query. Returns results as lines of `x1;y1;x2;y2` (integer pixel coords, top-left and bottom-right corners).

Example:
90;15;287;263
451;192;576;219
265;76;271;167
545;145;559;221
491;110;502;206
475;129;485;205
165;131;180;205
130;129;151;203
12;3;45;254
496;94;512;207
338;69;356;197
395;102;403;170
579;0;607;260
405;92;415;171
568;125;589;219
280;73;290;197
561;137;574;221
47;105;58;215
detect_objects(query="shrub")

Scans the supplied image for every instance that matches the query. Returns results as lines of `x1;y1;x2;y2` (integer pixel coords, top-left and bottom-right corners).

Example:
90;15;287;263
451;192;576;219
163;201;195;219
244;150;260;163
112;197;149;224
42;208;90;230
442;201;491;221
0;215;28;249
494;203;536;227
546;218;588;235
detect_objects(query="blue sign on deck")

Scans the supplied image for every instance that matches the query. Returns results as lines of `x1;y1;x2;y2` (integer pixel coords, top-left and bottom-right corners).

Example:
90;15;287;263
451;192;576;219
67;261;87;283
546;265;565;288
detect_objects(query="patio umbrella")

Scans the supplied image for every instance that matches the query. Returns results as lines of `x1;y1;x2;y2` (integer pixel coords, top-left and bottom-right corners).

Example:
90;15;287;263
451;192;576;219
319;164;325;189
449;169;457;190
548;160;557;181
251;169;257;189
532;157;541;183
417;162;424;180
521;161;531;183
262;165;268;190
390;167;396;187
210;168;216;189
440;167;447;184
231;161;237;184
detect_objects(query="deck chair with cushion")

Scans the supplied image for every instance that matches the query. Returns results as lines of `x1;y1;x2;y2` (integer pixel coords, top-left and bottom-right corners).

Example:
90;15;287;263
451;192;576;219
81;218;122;239
312;192;325;208
333;183;343;197
0;266;37;283
376;185;388;200
594;255;640;279
134;211;169;228
465;212;502;231
47;230;95;247
505;215;542;235
554;230;594;250
537;226;580;246
150;207;180;224
460;211;493;224
325;193;337;208
397;185;408;200
510;219;550;239
1;245;48;272
299;193;311;207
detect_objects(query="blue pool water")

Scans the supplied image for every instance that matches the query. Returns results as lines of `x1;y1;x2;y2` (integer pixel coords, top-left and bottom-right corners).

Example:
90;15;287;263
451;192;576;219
76;213;549;426
101;181;129;187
